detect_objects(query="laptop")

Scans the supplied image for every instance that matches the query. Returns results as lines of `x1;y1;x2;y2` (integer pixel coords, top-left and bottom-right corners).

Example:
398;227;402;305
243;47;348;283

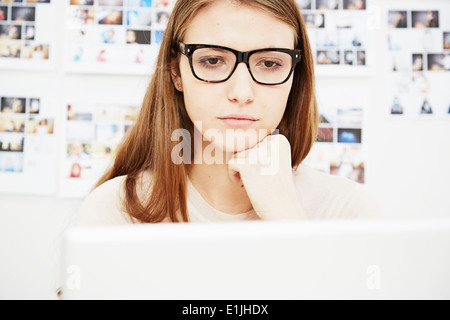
61;219;450;300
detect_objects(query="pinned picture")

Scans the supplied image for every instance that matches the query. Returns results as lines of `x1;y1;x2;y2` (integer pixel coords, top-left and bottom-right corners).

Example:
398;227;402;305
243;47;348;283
0;136;24;153
412;11;439;28
343;0;366;10
0;152;24;173
303;13;325;28
317;127;334;143
26;117;54;135
296;0;312;10
412;54;424;71
388;11;408;29
317;50;340;65
427;53;450;71
444;32;450;50
316;0;339;10
337;128;362;144
0;117;25;133
1;97;26;114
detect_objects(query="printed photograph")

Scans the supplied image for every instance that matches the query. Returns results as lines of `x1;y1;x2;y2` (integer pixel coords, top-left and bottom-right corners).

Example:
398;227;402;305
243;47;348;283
337;128;362;144
28;98;40;114
153;0;175;9
1;97;26;114
390;97;404;115
26;117;54;134
419;98;433;114
125;0;152;7
296;0;311;10
317;50;340;65
126;29;151;44
444;32;450;50
0;117;25;133
427;53;450;71
67;104;93;121
70;0;94;5
0;24;22;40
21;44;50;60
303;13;325;29
67;142;92;162
11;6;36;22
344;50;354;65
316;0;338;10
98;0;124;5
412;54;424;71
0;135;24;152
412;11;439;29
0;152;24;173
97;10;123;25
155;10;169;27
319;109;335;125
317;127;334;143
357;50;366;65
343;0;365;10
0;6;8;21
67;7;96;25
388;11;408;29
127;9;152;27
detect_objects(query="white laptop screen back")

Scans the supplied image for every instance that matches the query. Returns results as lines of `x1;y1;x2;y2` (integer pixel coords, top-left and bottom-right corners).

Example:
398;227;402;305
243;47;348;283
61;219;450;300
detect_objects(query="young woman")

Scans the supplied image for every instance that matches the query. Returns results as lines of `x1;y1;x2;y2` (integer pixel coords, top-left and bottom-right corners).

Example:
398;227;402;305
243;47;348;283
76;0;381;226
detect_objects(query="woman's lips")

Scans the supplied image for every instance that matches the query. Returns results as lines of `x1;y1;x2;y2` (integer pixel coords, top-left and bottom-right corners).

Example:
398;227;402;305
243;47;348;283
219;118;258;128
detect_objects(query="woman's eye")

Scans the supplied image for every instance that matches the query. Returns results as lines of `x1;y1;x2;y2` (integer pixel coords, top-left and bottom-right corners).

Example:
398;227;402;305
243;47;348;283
199;57;224;66
261;61;280;68
207;58;220;65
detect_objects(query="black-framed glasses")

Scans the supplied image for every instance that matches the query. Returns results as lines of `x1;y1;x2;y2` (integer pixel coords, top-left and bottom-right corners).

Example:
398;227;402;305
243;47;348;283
178;42;302;86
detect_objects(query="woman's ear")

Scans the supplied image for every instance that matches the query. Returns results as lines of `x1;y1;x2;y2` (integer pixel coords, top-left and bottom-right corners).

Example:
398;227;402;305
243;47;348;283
171;60;183;92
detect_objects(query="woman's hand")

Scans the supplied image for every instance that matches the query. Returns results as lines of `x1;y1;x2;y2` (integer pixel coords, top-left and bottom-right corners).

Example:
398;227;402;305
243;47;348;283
227;133;307;220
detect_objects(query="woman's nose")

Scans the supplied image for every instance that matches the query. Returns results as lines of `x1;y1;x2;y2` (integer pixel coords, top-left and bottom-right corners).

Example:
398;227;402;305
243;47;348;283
226;62;255;105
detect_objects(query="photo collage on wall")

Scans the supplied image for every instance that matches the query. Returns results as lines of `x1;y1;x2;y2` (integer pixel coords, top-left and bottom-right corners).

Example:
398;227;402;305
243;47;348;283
0;0;55;69
0;94;57;195
65;0;176;74
60;102;139;197
296;0;373;76
387;5;450;118
305;106;365;184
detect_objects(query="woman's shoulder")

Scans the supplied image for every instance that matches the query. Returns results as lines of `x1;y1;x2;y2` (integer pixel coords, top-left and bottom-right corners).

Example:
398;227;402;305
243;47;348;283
293;164;383;219
75;170;155;227
75;175;131;227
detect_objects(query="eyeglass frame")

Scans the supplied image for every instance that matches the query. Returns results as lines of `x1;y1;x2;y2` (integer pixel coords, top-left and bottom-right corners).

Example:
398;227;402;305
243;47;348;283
177;42;302;86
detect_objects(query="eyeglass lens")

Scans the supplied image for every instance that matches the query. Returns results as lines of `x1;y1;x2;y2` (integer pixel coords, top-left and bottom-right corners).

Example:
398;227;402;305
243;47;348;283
191;47;293;84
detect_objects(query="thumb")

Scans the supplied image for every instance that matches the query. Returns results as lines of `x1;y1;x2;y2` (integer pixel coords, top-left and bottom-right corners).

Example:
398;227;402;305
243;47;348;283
227;156;242;183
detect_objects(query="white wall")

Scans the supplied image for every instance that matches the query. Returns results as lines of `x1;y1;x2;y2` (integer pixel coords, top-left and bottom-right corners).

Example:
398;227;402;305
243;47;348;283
0;0;449;300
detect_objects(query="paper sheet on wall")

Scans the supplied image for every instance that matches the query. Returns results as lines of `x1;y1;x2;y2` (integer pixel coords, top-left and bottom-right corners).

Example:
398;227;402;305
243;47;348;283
63;0;176;75
386;3;450;118
0;93;58;195
304;105;366;184
297;0;375;77
0;0;56;71
59;101;139;198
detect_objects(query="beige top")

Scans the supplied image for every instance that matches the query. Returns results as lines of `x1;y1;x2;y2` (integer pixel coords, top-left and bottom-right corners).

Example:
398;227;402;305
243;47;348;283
75;164;382;226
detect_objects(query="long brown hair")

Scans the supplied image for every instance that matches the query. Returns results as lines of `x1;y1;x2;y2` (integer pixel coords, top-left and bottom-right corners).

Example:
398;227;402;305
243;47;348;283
95;0;318;223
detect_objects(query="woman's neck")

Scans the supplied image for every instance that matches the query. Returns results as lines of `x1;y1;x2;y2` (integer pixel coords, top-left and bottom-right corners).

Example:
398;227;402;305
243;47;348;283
187;146;253;214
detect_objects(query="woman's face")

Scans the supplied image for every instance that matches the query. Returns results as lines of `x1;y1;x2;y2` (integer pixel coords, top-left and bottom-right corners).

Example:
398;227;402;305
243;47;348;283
175;1;296;154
